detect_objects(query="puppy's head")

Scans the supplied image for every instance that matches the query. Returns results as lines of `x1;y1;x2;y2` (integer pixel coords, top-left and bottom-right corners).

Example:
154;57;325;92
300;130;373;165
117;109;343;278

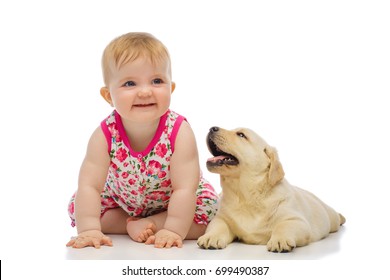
206;126;284;186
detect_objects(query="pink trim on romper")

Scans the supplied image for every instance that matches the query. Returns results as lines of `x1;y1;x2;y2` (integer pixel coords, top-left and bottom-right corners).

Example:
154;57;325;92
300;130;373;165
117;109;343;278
100;110;169;157
114;110;169;158
100;119;112;153
170;115;186;153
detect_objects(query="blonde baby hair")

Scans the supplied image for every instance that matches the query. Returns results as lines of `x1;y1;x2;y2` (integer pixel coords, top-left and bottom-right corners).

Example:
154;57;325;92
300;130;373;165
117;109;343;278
101;32;172;86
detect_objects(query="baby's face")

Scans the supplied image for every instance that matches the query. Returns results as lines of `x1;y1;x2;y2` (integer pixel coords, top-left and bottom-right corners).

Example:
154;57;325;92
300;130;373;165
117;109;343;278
104;57;175;124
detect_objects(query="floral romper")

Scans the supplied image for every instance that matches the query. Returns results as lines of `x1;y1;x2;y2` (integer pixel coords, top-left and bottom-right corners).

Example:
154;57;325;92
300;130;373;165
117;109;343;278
68;109;219;227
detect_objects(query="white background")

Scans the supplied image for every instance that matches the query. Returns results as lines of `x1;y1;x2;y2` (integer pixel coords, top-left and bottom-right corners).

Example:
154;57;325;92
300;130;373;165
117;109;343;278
1;0;389;279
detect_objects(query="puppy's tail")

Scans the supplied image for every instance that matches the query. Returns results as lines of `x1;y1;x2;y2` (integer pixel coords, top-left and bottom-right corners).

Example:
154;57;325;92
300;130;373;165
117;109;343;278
339;213;346;225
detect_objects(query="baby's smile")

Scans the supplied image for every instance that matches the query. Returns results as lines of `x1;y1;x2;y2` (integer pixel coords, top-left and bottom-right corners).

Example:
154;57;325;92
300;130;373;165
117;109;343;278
133;103;156;108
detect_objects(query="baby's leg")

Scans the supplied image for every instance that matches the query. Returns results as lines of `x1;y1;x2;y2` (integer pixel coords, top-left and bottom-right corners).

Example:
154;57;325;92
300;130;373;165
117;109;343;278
127;211;207;242
127;218;157;243
100;207;129;234
186;223;206;239
126;211;168;242
100;208;159;241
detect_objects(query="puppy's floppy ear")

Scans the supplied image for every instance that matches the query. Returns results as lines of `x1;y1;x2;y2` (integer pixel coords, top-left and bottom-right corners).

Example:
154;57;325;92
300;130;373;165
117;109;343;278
264;146;285;186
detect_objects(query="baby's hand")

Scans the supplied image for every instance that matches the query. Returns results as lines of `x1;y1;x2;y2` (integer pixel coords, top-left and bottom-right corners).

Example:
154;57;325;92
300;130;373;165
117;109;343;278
145;229;183;248
66;230;113;249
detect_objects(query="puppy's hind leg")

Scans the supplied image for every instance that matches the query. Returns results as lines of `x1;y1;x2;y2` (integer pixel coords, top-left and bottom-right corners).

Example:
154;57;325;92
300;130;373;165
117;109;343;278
267;219;311;253
197;217;235;249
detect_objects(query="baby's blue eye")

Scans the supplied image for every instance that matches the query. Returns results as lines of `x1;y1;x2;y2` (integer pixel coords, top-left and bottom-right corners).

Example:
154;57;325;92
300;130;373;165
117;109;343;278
152;78;163;85
124;81;136;87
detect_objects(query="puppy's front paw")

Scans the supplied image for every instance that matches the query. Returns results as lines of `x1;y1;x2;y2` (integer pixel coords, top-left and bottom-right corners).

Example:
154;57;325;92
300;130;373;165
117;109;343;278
267;236;296;253
197;234;228;249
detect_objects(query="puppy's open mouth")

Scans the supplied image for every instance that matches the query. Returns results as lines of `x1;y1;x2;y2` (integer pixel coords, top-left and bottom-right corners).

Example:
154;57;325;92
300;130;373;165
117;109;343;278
207;138;239;166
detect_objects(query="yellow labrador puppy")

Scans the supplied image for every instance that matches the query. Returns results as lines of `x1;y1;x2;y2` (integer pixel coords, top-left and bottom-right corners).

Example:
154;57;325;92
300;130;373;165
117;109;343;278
197;127;345;252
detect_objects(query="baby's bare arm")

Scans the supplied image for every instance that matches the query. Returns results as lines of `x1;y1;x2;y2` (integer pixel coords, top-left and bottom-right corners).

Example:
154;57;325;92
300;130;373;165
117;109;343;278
67;127;111;248
164;122;199;239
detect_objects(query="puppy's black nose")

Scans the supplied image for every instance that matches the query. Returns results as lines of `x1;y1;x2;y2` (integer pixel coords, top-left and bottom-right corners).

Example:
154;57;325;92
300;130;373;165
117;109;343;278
210;126;219;133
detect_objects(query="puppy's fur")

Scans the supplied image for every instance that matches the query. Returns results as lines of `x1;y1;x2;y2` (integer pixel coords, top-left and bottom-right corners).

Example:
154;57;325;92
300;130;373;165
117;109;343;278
197;127;345;252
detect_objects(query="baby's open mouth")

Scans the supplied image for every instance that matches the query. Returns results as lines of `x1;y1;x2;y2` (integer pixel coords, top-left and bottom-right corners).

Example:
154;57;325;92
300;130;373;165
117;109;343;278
133;103;156;108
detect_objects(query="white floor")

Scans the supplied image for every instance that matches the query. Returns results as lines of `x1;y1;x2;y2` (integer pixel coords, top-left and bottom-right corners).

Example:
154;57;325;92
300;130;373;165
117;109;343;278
65;226;346;260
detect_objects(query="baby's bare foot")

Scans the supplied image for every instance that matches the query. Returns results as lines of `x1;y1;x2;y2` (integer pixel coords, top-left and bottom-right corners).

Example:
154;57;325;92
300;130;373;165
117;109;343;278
126;218;157;243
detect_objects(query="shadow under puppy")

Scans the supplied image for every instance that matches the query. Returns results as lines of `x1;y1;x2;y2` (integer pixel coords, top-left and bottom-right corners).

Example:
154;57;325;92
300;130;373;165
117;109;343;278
197;127;346;252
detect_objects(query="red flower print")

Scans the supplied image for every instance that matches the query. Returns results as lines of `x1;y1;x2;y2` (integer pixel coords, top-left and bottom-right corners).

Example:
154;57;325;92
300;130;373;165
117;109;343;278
135;208;144;216
200;214;208;223
147;191;170;202
121;172;129;179
108;123;115;133
101;197;118;208
155;143;168;158
146;160;162;177
108;123;121;142
162;194;170;202
194;215;207;225
110;163;118;175
161;179;171;188
131;189;138;196
68;202;75;215
140;164;146;173
128;178;136;185
150;160;162;169
116;147;128;162
137;158;146;173
158;171;166;178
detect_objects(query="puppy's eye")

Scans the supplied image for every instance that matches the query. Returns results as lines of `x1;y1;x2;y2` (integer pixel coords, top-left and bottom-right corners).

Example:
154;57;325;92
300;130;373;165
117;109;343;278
237;132;247;139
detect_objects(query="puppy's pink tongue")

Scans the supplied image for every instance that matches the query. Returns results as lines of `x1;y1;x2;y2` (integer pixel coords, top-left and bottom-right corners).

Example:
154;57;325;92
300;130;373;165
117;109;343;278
207;155;226;163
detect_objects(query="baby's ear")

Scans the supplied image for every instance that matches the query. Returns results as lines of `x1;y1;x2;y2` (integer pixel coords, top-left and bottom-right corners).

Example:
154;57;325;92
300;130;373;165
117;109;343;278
170;82;176;94
264;146;285;186
100;87;113;107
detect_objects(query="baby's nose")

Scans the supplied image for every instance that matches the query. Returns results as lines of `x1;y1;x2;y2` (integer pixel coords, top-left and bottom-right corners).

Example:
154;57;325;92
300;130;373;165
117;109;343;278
138;87;152;97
